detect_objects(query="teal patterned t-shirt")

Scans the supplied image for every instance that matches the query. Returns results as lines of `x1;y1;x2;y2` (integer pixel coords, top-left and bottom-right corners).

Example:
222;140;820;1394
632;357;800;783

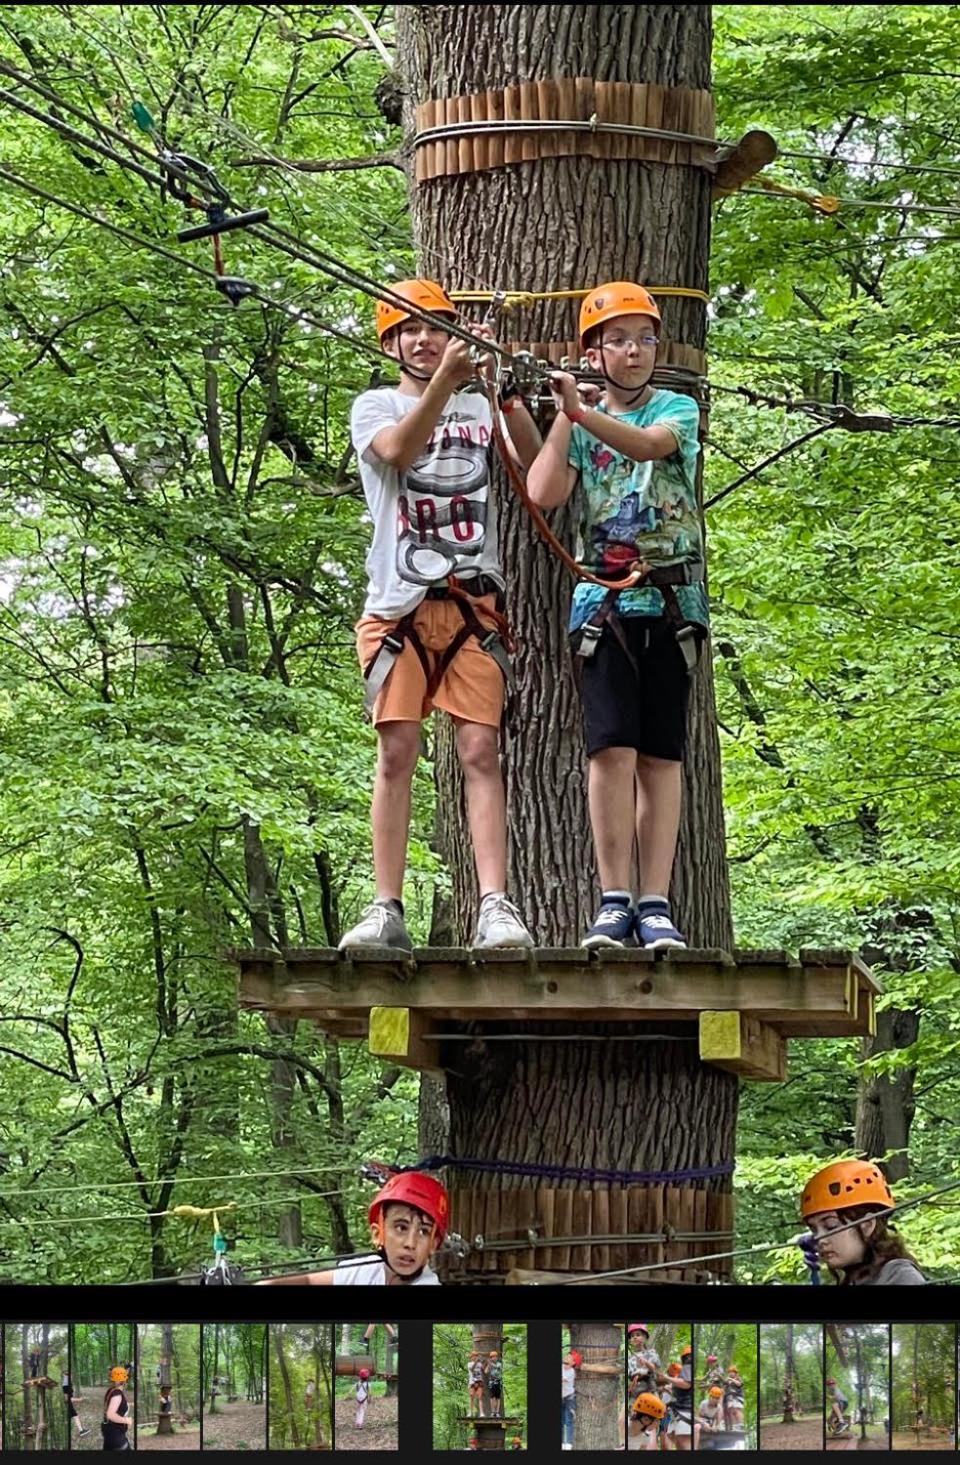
567;390;708;632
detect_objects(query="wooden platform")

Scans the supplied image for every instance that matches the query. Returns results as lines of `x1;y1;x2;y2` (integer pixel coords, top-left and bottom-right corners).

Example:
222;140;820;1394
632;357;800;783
235;946;880;1083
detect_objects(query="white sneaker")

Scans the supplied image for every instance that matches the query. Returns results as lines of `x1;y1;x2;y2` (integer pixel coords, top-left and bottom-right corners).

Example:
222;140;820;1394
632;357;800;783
338;900;412;952
473;894;535;949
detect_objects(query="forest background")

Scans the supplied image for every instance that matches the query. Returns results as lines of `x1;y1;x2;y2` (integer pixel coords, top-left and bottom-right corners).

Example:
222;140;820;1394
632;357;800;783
1;3;959;1282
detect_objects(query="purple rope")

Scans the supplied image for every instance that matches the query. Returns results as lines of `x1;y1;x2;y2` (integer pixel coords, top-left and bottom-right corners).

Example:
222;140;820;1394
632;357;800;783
404;1155;734;1185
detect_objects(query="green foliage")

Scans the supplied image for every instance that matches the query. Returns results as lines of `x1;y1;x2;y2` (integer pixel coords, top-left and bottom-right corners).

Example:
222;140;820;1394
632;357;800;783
267;1324;333;1451
432;1324;527;1451
759;1324;822;1417
891;1324;955;1432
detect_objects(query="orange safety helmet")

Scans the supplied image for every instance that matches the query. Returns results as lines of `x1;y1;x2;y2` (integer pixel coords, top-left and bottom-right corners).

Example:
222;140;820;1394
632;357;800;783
510;1437;522;1447
369;1170;450;1242
800;1160;895;1220
681;1345;692;1359
709;1386;723;1399
376;278;457;341
634;1392;667;1420
489;1352;499;1359
109;1366;129;1385
667;1363;682;1378
578;281;661;347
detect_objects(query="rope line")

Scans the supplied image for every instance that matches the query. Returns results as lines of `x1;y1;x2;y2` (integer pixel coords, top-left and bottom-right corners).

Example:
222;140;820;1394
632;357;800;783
450;286;711;307
406;1153;735;1185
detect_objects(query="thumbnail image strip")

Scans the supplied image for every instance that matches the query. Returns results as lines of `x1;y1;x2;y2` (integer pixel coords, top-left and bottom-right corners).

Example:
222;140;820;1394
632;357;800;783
4;1322;70;1452
693;1323;756;1450
136;1323;202;1449
626;1321;691;1452
758;1323;823;1452
890;1323;955;1451
268;1323;334;1451
201;1323;267;1451
334;1322;398;1450
71;1322;137;1452
434;1323;527;1451
825;1324;890;1450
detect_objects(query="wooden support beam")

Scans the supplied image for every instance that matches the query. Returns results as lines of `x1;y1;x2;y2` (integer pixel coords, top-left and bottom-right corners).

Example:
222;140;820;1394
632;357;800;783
368;1006;442;1076
713;128;777;195
699;1011;786;1082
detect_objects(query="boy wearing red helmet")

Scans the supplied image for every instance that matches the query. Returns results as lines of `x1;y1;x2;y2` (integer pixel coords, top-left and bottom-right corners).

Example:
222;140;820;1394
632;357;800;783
256;1170;448;1285
340;279;540;955
561;1348;581;1449
800;1159;925;1284
527;282;705;950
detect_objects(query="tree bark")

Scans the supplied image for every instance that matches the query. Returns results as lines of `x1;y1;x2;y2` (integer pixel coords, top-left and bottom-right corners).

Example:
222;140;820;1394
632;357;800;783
157;1323;174;1435
570;1323;622;1451
272;1325;300;1449
396;2;736;1279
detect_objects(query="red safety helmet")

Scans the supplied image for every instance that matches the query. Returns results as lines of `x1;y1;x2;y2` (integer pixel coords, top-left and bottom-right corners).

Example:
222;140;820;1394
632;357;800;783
359;1368;370;1380
827;1378;837;1387
628;1323;650;1337
568;1350;583;1368
368;1171;450;1242
706;1354;718;1364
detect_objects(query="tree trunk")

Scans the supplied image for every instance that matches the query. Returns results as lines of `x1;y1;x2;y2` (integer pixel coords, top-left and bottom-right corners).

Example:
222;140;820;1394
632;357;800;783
782;1323;796;1424
571;1323;622;1451
385;1332;399;1399
210;1323;220;1415
472;1323;503;1432
273;1325;300;1450
157;1324;174;1435
855;907;931;1181
396;1;736;1280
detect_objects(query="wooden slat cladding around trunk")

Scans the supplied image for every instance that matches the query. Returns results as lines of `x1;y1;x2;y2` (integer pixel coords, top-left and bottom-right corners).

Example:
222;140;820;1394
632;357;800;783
444;1184;734;1281
413;79;715;180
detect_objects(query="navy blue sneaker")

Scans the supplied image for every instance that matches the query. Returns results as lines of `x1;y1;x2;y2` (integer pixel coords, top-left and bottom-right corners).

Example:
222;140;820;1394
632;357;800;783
582;900;635;948
635;900;686;950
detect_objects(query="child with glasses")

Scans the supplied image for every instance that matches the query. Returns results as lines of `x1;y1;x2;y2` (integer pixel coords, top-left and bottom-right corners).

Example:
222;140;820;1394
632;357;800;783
527;281;707;948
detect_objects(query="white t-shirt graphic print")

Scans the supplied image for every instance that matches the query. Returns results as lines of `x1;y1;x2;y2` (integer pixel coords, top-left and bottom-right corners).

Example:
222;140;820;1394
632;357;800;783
350;387;505;618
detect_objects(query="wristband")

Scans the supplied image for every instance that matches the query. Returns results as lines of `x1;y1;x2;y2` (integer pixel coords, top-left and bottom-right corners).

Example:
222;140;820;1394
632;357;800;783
564;407;586;424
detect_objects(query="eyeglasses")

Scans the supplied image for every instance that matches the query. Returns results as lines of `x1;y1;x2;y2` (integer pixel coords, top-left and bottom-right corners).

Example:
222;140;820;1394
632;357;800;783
601;334;659;350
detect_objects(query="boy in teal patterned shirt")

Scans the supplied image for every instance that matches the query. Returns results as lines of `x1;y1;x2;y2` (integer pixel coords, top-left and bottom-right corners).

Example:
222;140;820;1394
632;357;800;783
527;281;706;948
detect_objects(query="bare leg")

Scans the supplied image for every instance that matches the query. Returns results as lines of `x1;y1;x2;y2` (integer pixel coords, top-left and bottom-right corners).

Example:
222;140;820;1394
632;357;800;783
635;755;682;895
371;722;421;900
588;747;638;890
455;721;506;896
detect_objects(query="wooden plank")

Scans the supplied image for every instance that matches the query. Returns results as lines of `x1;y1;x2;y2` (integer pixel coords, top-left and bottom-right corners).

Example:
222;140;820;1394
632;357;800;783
609;1189;628;1274
239;958;858;1026
515;1188;537;1271
488;87;505;170
535;1188;555;1272
457;92;473;176
471;90;488;172
520;79;538;164
368;1006;442;1076
570;1190;592;1273
592;1188;610;1275
504;84;523;167
553;1189;574;1271
699;1011;787;1082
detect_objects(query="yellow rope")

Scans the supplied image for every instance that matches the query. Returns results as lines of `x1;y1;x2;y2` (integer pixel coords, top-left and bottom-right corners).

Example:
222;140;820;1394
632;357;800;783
162;1202;237;1223
449;285;710;310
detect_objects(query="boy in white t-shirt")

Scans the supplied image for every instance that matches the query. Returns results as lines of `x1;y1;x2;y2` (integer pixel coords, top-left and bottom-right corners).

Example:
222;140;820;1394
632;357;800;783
256;1171;448;1286
340;279;541;954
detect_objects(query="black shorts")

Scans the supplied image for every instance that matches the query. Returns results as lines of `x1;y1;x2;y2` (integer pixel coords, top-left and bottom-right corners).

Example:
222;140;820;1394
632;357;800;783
578;615;696;761
489;1381;502;1398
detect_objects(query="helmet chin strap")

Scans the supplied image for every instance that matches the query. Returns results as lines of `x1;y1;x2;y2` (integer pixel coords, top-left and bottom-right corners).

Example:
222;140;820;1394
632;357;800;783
597;333;658;406
375;1245;427;1282
389;317;457;383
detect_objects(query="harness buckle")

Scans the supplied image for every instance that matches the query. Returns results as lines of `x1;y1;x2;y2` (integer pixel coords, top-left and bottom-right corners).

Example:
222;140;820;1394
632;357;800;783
577;621;603;658
381;632;406;655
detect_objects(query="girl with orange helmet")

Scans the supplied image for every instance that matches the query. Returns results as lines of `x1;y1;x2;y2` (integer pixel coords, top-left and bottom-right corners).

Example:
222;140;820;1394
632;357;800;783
102;1368;131;1452
800;1160;925;1284
526;281;706;952
631;1390;667;1446
256;1171;450;1286
341;279;541;957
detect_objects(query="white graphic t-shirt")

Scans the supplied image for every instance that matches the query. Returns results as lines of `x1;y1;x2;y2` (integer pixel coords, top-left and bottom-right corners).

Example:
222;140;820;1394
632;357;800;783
350;387;505;618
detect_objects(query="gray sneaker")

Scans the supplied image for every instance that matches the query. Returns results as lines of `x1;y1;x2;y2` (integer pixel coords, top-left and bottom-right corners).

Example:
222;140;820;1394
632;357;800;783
473;894;535;949
338;900;413;952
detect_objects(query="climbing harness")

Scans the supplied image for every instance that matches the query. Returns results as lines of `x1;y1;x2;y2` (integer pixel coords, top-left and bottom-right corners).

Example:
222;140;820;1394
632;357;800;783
573;560;706;679
362;575;515;719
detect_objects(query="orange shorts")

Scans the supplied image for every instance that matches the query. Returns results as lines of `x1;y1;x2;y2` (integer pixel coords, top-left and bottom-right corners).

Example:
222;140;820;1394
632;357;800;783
356;593;506;727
